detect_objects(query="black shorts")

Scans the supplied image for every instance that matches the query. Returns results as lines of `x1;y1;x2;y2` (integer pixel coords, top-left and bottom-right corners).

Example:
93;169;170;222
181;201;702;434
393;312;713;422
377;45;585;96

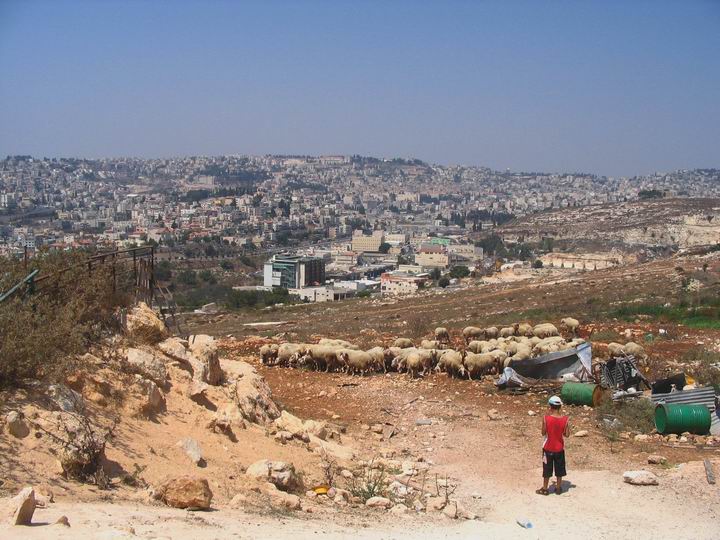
542;450;566;478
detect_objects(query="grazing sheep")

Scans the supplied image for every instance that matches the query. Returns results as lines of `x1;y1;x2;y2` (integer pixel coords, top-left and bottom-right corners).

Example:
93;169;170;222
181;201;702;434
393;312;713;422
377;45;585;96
404;351;436;378
393;338;414;349
259;343;279;365
517;323;534;337
510;345;532;362
483;326;499;340
463;352;495;380
301;345;341;372
420;339;441;350
467;340;487;354
503;341;519;356
607;342;626;357
499;326;515;338
436;350;466;378
365;347;387;372
319;338;359;350
338;349;373;375
463;326;484;343
277;343;305;367
487;349;508;372
532;336;566;356
623;342;647;360
560;317;580;336
533;323;559;339
435;327;450;344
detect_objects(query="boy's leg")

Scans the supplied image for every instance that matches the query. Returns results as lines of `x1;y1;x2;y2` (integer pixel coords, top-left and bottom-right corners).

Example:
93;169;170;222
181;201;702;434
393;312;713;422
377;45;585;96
555;451;567;493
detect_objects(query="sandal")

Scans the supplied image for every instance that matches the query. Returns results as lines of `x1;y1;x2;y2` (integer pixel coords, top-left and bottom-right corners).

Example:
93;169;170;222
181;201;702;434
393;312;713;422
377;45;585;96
535;488;549;496
555;487;563;495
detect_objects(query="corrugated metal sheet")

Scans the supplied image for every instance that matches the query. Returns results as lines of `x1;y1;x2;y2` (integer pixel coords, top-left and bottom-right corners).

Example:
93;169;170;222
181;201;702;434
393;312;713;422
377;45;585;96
651;387;719;435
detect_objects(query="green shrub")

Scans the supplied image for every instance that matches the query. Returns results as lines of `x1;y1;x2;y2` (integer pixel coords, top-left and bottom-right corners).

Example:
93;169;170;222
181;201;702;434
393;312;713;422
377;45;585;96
0;250;128;388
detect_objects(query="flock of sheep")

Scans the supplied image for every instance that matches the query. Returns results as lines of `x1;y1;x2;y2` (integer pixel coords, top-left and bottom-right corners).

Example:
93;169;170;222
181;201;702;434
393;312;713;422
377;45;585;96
258;318;601;380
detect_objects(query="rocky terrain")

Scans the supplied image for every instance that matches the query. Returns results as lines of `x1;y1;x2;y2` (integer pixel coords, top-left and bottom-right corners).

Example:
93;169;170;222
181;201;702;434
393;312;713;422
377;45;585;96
1;252;720;539
499;197;720;252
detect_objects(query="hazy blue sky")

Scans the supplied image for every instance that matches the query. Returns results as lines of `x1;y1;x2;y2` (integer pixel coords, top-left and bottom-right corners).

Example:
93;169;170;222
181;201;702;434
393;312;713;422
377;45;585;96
1;0;718;176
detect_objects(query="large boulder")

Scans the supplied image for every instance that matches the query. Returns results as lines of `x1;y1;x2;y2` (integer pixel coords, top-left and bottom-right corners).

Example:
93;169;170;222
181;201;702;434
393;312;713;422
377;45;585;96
126;302;168;344
157;477;212;510
2;486;36;525
126;348;168;386
623;470;659;486
223;360;280;424
245;460;298;491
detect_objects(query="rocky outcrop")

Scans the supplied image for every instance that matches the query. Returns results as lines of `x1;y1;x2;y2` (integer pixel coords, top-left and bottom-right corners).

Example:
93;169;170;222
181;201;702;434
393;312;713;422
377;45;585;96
264;483;301;510
245;460;298;491
126;302;168;344
222;360;280;424
188;335;222;385
2;486;36;525
274;411;327;441
131;376;165;415
159;336;223;396
47;384;84;412
126;348;168;386
156;477;213;510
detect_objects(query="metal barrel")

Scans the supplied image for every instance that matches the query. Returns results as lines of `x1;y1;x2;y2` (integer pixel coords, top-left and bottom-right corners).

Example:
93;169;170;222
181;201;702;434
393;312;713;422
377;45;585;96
654;403;711;435
561;382;602;407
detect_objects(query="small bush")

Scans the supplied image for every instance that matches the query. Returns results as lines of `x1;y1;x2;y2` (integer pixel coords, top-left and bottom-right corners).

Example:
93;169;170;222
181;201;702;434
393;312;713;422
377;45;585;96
683;348;720;388
347;459;387;502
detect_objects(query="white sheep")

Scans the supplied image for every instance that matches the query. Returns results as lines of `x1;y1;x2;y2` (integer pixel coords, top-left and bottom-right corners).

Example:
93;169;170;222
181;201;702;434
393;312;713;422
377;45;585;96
463;326;483;343
393;338;414;349
483;326;499;340
338;349;373;375
319;338;359;350
533;323;559;339
560;317;580;336
420;339;441;350
623;342;647;360
434;327;450;344
607;342;626;357
516;322;534;337
259;343;279;365
463;352;495;380
436;350;466;378
499;326;515;338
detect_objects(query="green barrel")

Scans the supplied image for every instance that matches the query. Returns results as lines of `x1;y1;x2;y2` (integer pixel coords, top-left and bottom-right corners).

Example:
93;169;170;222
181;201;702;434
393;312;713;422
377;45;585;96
561;382;601;407
654;404;711;435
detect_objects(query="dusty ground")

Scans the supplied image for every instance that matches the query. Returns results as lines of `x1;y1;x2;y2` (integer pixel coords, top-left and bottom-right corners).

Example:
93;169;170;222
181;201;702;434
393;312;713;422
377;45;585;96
2;253;719;539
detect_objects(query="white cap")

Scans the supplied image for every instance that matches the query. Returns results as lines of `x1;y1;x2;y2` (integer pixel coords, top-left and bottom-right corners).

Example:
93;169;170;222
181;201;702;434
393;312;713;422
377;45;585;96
548;395;563;406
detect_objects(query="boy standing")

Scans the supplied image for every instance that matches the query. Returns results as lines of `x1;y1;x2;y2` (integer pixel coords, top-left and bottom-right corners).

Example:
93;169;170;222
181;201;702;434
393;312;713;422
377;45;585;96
536;395;569;495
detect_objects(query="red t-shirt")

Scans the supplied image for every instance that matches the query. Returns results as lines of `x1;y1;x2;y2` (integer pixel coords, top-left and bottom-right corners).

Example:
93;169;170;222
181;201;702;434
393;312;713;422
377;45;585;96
543;415;568;452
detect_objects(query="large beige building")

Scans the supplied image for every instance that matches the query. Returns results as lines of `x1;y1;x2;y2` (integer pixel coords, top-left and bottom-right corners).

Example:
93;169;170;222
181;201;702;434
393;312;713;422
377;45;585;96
351;230;384;252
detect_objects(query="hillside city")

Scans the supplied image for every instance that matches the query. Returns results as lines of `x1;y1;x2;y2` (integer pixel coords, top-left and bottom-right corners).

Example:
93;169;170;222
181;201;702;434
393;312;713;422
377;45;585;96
2;154;720;304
